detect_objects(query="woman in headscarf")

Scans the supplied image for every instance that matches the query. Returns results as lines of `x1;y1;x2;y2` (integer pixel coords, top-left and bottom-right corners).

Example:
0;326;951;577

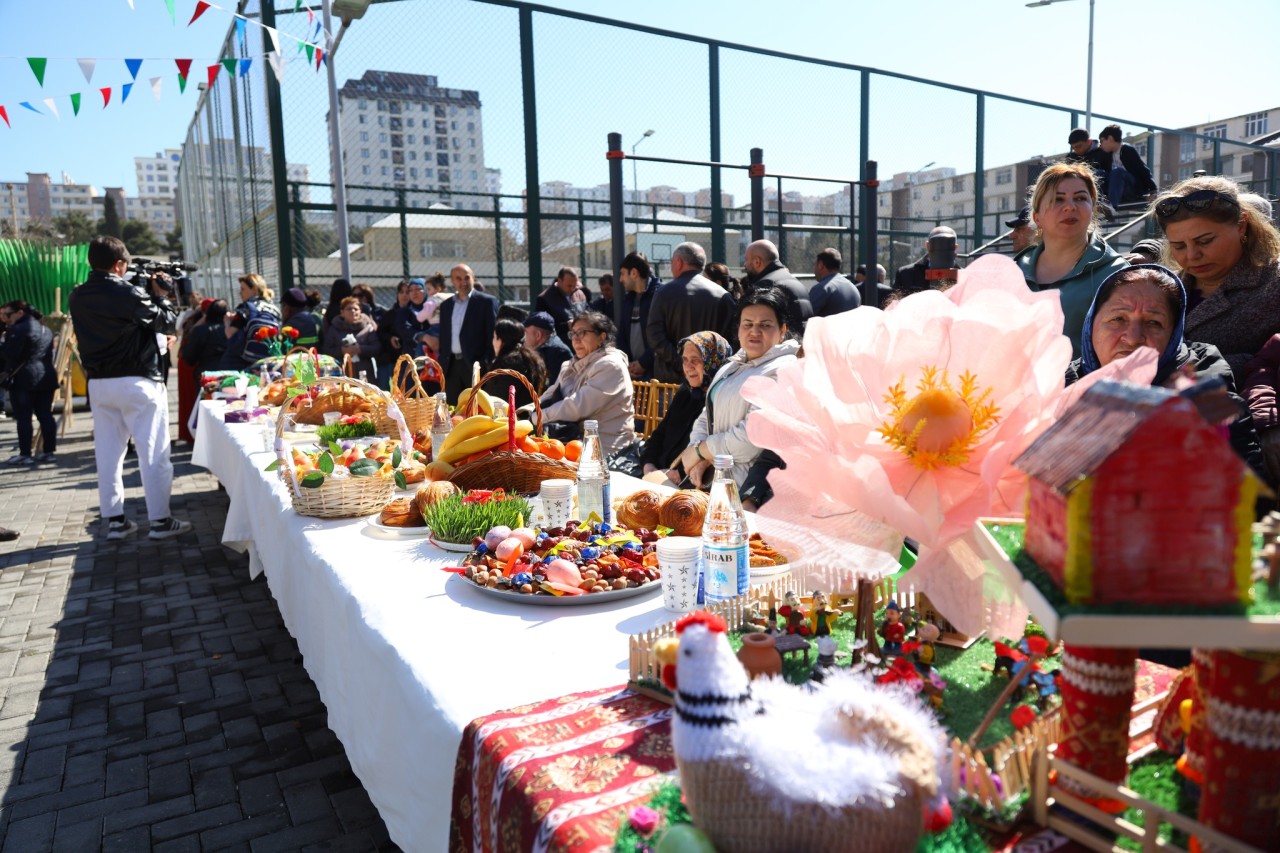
640;330;732;486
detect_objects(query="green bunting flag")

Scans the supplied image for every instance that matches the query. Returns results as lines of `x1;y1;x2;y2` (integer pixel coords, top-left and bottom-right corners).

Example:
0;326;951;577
164;0;175;23
304;43;315;64
27;58;47;87
178;73;187;94
221;58;238;78
70;93;81;116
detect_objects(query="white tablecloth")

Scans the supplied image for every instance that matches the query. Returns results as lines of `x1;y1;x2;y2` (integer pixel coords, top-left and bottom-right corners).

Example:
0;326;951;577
191;401;682;852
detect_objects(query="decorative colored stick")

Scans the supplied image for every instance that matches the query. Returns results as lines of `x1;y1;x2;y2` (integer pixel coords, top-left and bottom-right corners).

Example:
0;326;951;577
508;384;517;450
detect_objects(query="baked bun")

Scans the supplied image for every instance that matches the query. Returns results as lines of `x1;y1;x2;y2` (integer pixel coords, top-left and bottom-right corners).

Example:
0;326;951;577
658;489;709;537
617;489;663;530
379;497;426;528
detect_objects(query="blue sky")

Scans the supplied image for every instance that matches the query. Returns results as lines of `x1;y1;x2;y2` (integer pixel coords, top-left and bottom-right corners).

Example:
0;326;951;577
2;0;1277;203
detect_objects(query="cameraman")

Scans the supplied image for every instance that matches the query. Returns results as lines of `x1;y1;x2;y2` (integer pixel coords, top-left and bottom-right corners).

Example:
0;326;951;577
69;236;191;541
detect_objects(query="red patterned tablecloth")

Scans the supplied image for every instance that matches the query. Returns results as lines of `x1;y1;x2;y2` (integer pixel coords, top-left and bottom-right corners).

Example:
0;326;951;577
449;685;674;853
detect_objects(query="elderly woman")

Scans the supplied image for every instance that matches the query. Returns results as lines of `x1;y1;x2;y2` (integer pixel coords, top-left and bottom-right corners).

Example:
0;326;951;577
1067;263;1262;473
1152;175;1280;375
1016;162;1128;356
322;296;381;373
641;330;733;485
535;311;637;457
679;287;801;492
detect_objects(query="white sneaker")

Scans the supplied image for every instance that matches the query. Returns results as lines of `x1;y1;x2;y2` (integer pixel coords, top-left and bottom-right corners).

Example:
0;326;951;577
5;455;34;466
148;517;193;540
106;518;138;540
34;452;56;464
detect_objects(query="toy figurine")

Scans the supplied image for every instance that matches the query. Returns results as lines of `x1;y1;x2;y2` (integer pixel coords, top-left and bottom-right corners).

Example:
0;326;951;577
914;623;939;671
879;601;906;654
766;604;779;635
778;591;811;636
810;636;839;683
809;590;837;637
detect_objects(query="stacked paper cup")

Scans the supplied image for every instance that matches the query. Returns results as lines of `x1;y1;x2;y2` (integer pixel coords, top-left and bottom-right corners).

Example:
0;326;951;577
539;479;574;529
656;536;702;613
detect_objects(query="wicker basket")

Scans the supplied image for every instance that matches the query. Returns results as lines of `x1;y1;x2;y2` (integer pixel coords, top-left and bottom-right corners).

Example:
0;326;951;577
275;376;402;518
372;354;440;436
447;369;577;494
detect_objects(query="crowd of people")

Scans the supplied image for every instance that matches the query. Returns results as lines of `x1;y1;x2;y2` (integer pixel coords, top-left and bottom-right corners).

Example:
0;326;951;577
6;125;1280;538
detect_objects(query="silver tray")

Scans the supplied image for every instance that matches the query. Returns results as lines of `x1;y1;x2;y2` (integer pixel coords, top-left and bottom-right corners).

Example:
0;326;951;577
449;572;662;606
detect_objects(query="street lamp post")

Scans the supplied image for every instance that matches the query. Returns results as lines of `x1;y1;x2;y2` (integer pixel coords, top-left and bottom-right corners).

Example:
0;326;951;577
631;129;654;236
1027;0;1095;133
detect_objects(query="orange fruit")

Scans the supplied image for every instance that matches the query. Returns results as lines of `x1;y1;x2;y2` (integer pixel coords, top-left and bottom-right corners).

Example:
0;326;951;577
518;435;541;453
564;440;583;462
542;439;565;460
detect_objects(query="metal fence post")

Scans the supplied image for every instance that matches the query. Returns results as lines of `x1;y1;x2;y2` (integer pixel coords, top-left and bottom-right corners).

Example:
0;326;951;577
261;0;294;291
520;7;543;308
577;198;587;275
750;148;764;242
398;188;409;282
291;183;307;288
862;161;879;309
493;194;506;300
1271;151;1279;208
974;93;985;249
858;69;870;264
775;176;785;265
1212;139;1222;176
708;43;725;263
607;132;626;332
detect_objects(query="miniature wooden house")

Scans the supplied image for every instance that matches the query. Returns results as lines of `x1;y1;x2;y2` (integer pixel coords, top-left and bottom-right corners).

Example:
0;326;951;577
1013;379;1263;607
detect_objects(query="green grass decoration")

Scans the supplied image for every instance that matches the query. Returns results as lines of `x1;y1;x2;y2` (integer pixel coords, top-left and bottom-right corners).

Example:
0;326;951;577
0;240;88;313
420;491;530;545
315;420;377;444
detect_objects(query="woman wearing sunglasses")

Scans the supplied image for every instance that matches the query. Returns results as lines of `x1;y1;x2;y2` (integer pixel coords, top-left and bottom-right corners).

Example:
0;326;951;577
1016;162;1129;356
1152;175;1280;375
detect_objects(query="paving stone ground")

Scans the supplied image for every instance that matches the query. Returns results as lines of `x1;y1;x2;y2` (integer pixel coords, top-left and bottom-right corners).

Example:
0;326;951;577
0;388;399;852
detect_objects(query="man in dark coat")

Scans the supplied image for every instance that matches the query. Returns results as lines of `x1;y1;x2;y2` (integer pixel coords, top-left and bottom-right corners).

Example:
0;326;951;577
534;266;588;347
742;239;813;335
522;311;572;386
436;263;499;404
0;300;58;464
617;252;662;381
808;247;861;317
645;242;737;384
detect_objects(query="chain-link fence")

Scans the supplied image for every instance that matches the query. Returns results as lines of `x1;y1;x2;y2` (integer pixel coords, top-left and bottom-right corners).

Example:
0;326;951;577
179;0;1280;308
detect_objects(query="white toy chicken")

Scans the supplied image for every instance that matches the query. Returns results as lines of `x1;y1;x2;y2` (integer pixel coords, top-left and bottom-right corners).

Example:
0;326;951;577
654;611;949;853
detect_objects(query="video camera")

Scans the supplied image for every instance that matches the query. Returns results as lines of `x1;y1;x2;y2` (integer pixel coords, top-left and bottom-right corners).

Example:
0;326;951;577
129;258;199;299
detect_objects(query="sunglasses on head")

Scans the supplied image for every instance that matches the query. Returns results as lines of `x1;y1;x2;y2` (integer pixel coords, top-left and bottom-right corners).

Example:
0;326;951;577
1155;189;1239;222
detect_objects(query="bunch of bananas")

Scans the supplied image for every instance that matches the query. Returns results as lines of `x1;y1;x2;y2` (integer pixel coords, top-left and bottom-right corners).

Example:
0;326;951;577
456;387;497;417
434;415;534;466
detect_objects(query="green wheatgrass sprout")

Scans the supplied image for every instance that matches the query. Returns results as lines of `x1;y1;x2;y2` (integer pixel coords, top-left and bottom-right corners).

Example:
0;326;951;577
421;492;531;545
314;420;377;444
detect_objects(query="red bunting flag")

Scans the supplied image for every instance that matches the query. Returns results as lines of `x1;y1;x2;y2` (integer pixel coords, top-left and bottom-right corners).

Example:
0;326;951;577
188;0;211;25
207;64;220;88
175;59;192;81
0;106;9;129
100;87;112;107
315;47;324;70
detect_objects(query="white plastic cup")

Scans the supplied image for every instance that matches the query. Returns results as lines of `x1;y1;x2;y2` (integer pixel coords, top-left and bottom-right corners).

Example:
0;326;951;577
656;536;702;613
323;411;342;426
245;385;260;410
233;376;249;397
539;479;574;528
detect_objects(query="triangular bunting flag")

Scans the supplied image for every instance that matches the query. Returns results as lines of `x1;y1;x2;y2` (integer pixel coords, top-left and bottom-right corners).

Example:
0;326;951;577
70;93;81;116
266;52;285;83
304;44;314;63
264;25;280;53
312;19;322;40
315;48;324;70
221;58;238;79
235;17;247;48
238;58;252;77
101;87;112;107
175;59;192;80
19;101;41;115
77;58;96;84
178;73;188;94
126;0;134;8
306;7;314;24
188;1;211;26
125;58;143;80
0;107;9;129
163;0;175;23
150;76;163;101
27;58;48;87
122;82;133;103
207;64;220;88
43;98;59;120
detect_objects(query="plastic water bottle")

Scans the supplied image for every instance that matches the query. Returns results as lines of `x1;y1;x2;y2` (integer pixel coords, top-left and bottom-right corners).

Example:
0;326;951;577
702;454;748;603
576;420;610;524
430;392;451;463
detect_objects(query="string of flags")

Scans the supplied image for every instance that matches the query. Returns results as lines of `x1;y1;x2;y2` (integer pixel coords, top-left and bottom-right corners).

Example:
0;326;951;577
2;0;331;129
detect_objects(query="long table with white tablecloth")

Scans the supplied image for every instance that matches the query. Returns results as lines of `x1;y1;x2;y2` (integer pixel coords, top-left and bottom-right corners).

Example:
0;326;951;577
190;400;685;851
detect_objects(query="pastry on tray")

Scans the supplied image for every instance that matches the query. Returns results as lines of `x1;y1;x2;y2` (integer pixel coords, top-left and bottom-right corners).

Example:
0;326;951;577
658;489;709;537
378;497;426;528
616;489;663;531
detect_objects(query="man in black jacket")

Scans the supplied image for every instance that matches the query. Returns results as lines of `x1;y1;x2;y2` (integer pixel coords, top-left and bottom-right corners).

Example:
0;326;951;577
69;236;190;540
742;239;813;335
809;247;861;317
645;242;737;384
437;263;499;403
617;252;662;381
534;266;589;347
522;312;572;386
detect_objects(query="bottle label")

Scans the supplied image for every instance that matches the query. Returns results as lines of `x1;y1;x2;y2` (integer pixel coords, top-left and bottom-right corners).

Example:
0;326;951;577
601;480;611;524
703;542;747;601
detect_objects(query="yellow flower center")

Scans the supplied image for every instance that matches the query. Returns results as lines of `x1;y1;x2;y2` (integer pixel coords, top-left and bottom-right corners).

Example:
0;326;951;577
878;367;1000;470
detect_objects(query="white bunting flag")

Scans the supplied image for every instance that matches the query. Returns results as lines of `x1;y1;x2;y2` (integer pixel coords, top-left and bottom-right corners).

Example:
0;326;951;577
264;25;280;54
150;76;163;101
266;51;285;83
42;97;60;120
78;58;97;84
126;0;134;7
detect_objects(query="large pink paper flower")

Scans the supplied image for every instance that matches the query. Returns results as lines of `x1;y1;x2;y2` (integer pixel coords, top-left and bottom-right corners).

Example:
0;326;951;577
742;254;1155;550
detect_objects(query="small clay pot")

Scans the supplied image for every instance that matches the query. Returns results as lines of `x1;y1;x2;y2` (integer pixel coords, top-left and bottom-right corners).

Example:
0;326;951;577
737;632;783;680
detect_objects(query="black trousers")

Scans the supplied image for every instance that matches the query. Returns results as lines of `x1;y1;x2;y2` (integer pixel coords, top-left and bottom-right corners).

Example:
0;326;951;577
11;387;57;456
444;356;473;406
